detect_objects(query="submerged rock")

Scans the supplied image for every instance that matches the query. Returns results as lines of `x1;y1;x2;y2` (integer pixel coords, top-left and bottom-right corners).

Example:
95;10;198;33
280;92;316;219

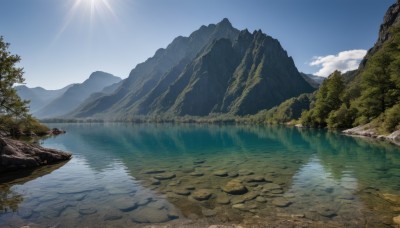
216;194;231;204
131;207;173;223
255;196;267;203
382;193;400;205
79;207;97;215
153;172;176;180
393;215;400;225
262;183;282;192
213;170;228;177
190;171;204;177
173;189;191;196
238;170;254;176
271;197;292;207
222;179;248;195
192;189;212;201
104;213;123;221
0;137;71;173
245;175;265;182
142;169;165;174
228;171;239;177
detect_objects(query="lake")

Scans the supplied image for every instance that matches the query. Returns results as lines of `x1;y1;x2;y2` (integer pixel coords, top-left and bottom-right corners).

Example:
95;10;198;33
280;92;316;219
1;123;400;227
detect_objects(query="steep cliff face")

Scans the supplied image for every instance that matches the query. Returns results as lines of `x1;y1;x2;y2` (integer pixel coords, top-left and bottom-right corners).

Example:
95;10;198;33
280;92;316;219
360;1;400;69
71;19;314;118
221;30;314;115
72;19;240;118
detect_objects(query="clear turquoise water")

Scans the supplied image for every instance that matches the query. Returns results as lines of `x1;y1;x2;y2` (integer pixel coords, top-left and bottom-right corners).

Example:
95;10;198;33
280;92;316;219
1;123;400;227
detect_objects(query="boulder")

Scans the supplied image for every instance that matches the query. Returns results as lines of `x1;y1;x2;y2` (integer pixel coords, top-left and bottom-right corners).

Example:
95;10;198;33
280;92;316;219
0;137;71;173
153;172;176;180
213;170;228;177
192;189;212;201
393;215;400;225
222;179;248;195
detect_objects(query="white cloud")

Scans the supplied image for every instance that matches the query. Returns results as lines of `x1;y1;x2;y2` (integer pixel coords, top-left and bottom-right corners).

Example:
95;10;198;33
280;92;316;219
310;49;367;77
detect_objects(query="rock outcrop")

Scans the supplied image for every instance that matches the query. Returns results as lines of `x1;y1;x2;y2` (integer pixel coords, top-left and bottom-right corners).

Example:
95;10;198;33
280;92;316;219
0;137;72;173
343;125;400;146
360;1;400;69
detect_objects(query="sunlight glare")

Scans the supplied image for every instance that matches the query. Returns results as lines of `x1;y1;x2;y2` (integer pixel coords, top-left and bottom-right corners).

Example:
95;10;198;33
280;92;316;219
52;0;118;45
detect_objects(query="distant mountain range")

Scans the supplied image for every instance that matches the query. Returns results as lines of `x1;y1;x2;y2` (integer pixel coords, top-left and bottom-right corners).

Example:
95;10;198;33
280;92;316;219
16;84;73;113
301;73;325;88
18;19;323;121
69;18;315;119
17;71;121;119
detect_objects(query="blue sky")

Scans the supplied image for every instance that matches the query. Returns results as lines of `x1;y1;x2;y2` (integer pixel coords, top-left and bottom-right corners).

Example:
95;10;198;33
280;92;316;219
0;0;394;89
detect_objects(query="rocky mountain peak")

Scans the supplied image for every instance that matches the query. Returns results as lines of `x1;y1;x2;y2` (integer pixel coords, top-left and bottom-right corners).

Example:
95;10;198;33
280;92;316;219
378;1;400;47
218;18;233;28
360;1;400;69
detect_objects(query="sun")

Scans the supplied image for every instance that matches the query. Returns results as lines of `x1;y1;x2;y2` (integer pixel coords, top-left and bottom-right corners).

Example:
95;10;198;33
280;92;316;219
53;0;117;42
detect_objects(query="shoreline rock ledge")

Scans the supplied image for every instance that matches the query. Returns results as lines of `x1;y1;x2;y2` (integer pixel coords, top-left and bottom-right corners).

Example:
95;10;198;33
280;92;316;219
0;137;72;173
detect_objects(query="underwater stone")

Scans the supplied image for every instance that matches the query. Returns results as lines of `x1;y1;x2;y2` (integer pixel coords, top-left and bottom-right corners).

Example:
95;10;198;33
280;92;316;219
173;189;191;196
216;194;231;204
271;197;292;207
192;189;212;201
193;160;205;164
238;170;254;176
213;170;228;177
154;173;176;180
79;207;97;215
228;172;239;178
245;175;265;182
222;179;248;195
262;183;282;192
142;169;166;174
393;215;400;225
242;192;259;201
131;207;172;223
255;196;267;203
190;171;204;177
103;213;123;221
185;186;196;190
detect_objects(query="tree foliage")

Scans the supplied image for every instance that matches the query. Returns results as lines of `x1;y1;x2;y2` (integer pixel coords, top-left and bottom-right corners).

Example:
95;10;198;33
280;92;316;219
301;71;345;128
300;24;400;132
0;36;48;137
0;36;29;118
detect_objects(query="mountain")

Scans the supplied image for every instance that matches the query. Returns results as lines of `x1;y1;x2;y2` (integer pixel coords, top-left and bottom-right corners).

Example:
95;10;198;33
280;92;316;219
71;19;314;119
301;1;400;133
301;73;325;88
34;71;121;119
16;84;73;113
254;93;314;124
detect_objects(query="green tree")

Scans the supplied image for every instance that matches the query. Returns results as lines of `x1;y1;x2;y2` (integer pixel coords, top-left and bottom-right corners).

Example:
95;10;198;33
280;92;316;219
301;71;345;128
358;52;396;121
0;36;47;136
0;36;29;118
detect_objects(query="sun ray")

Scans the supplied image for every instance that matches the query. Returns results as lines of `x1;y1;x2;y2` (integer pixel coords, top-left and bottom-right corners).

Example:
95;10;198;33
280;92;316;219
52;0;83;46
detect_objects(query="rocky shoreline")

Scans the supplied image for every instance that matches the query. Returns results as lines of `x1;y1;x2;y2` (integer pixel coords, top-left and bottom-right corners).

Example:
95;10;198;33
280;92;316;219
0;137;72;174
343;124;400;146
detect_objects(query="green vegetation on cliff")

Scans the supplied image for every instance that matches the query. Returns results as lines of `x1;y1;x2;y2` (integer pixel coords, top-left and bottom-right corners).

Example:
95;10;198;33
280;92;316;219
300;2;400;132
253;93;314;124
